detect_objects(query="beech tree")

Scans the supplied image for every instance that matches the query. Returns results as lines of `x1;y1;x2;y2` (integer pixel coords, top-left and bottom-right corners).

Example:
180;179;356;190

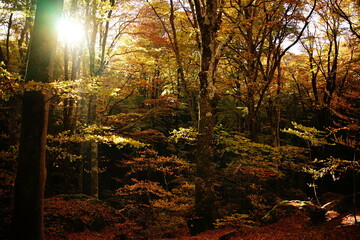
331;0;360;39
224;0;315;143
11;0;64;239
0;0;359;239
190;0;226;229
146;0;198;123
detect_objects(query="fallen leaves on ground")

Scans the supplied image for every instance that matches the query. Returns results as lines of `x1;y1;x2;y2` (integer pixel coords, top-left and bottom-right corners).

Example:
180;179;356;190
151;211;360;240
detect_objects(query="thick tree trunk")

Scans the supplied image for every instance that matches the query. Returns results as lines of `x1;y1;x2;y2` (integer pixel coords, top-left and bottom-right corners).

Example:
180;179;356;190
195;71;216;228
12;0;63;239
13;92;49;240
192;0;222;231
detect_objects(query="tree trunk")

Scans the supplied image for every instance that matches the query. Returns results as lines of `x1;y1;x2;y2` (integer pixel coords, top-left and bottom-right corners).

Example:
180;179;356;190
63;43;71;130
90;141;99;198
169;0;197;124
12;0;63;239
63;45;77;131
88;95;98;198
267;100;281;148
80;0;100;198
269;67;282;148
5;13;13;66
247;98;259;142
195;71;216;228
192;0;222;231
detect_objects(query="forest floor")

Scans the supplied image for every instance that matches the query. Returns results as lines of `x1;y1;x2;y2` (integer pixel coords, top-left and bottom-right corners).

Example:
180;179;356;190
46;209;360;240
150;211;360;240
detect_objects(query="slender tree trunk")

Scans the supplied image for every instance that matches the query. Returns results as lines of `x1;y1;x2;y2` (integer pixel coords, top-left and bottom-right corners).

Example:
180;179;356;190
309;52;319;103
352;151;358;225
99;0;115;75
5;13;13;66
80;0;100;197
63;44;71;130
85;0;115;197
7;2;34;148
12;0;63;239
0;46;6;64
90;141;99;198
88;95;99;198
269;67;282;148
267;100;281;148
78;139;87;194
63;45;77;131
87;6;99;198
247;98;259;142
169;0;197;123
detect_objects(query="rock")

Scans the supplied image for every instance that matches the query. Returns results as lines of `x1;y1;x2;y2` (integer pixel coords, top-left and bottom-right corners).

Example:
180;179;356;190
187;217;213;235
262;200;325;224
319;192;359;213
320;192;345;211
219;231;237;240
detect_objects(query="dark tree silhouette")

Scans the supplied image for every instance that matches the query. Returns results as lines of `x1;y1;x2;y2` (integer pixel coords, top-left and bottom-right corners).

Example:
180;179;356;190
12;0;63;239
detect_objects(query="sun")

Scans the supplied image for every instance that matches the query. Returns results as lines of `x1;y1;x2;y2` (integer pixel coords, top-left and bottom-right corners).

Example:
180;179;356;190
57;18;85;45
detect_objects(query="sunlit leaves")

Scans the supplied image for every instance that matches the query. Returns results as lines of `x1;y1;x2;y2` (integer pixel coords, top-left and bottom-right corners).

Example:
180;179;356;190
282;122;332;146
114;176;193;238
169;127;198;144
214;213;255;229
121;149;190;177
215;129;308;179
48;125;147;149
0;65;22;101
116;178;171;200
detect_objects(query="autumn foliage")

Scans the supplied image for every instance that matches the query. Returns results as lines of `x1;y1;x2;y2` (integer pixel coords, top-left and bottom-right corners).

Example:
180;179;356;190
0;0;360;239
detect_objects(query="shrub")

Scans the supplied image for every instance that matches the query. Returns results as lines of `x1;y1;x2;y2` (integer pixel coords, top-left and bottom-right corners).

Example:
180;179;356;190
44;194;119;238
113;179;194;238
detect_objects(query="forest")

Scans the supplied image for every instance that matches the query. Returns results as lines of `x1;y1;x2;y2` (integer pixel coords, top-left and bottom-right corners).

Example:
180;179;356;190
0;0;359;239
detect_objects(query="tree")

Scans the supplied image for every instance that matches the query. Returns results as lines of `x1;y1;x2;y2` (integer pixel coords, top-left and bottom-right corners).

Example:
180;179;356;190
81;0;136;198
189;0;225;230
299;0;351;129
225;0;315;142
331;0;360;39
11;0;63;239
147;0;198;123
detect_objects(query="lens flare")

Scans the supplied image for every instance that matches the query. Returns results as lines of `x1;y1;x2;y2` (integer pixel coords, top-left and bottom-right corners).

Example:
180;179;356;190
57;18;84;45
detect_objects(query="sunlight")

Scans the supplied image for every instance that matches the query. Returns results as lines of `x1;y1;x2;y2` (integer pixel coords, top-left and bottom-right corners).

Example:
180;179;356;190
57;18;84;45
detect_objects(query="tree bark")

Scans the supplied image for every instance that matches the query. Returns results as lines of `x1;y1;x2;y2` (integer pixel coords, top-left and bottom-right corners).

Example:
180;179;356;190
192;0;223;230
12;0;63;239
